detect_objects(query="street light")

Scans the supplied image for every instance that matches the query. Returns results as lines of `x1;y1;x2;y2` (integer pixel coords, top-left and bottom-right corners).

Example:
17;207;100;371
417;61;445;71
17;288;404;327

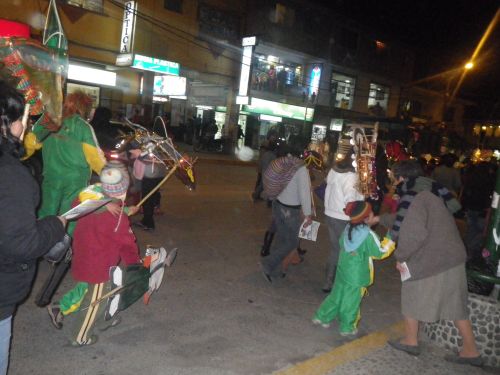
464;61;474;70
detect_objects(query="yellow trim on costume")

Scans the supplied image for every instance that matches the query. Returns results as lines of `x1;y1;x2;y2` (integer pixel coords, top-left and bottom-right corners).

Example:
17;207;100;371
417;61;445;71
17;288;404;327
79;184;105;202
23;132;42;159
82;143;106;175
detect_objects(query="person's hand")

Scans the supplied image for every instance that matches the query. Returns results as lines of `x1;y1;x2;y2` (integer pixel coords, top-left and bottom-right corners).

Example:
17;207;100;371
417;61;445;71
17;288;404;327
396;261;404;273
105;202;122;217
303;215;312;227
127;205;139;216
57;216;67;228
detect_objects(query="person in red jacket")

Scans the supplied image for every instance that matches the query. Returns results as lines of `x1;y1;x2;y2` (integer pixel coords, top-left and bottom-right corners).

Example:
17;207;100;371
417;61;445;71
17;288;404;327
47;163;140;346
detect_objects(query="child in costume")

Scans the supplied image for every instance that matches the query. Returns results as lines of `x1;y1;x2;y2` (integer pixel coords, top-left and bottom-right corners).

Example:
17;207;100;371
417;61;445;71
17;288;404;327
47;163;140;346
312;201;395;336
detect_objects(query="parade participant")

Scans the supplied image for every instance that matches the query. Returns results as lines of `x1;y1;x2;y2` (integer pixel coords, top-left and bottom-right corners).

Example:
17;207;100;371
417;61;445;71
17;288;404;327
322;148;364;293
47;163;140;346
0;81;66;373
260;147;313;282
24;91;106;234
312;201;394;336
378;160;482;365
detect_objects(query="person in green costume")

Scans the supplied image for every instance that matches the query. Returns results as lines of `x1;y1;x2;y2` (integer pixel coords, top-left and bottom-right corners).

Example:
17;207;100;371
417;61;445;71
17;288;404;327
24;91;106;234
312;201;395;336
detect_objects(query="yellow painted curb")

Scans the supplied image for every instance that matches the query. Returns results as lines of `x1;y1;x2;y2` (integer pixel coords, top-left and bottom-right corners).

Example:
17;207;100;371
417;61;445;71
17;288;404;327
275;321;405;375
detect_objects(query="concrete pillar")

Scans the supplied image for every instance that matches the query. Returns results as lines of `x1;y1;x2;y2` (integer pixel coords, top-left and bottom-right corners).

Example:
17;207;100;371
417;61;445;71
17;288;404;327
141;71;154;124
352;76;370;114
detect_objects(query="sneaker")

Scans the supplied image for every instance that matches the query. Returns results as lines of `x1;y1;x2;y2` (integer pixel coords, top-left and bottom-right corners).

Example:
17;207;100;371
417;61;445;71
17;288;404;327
47;303;63;329
312;319;330;328
133;222;154;231
71;335;98;347
340;329;358;336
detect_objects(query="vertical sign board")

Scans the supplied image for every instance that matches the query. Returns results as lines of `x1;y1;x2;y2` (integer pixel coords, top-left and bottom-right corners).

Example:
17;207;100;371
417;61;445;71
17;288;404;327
236;36;256;105
116;1;137;66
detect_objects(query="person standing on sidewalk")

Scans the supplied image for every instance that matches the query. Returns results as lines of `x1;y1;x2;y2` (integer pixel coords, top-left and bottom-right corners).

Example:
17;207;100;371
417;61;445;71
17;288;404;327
378;160;482;366
260;149;313;282
322;148;364;292
0;81;66;374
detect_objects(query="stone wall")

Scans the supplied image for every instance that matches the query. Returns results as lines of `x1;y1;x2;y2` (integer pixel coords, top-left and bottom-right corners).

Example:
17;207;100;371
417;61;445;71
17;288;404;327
422;293;500;367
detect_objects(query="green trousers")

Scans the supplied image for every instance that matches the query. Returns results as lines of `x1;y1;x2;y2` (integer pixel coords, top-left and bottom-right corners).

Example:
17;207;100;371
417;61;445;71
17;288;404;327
314;278;366;334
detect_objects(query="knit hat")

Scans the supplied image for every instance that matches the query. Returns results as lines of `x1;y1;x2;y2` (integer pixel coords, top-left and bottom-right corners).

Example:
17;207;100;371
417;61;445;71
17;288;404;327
344;201;372;224
100;163;130;199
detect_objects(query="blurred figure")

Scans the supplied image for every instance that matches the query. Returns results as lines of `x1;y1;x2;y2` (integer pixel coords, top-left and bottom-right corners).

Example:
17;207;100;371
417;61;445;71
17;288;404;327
431;153;461;196
0;81;66;374
90;106;115;150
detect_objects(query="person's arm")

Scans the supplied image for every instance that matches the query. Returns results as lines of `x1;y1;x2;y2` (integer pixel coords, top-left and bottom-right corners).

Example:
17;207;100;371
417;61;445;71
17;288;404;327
78;118;106;174
23;113;56;158
297;167;312;217
365;231;395;260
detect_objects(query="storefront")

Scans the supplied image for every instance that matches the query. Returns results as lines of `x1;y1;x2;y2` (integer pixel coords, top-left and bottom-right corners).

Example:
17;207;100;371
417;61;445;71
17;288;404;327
239;97;314;149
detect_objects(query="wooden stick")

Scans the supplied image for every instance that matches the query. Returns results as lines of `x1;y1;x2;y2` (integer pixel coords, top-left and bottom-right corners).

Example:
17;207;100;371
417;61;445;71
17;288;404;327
135;163;179;209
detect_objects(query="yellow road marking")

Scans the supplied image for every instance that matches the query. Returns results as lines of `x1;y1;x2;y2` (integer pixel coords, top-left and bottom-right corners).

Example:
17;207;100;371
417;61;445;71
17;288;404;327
275;321;405;375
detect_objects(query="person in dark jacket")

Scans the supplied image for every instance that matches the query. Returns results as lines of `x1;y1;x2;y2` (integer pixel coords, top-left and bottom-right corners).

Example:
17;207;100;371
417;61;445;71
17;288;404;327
0;81;66;375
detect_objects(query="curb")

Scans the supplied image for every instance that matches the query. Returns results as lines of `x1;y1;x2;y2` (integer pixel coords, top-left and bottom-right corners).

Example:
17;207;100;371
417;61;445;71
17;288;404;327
275;321;405;375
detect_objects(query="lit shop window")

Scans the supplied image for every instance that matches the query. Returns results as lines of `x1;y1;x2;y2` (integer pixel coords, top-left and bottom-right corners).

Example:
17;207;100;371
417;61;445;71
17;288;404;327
368;83;390;116
64;0;103;13
331;72;355;109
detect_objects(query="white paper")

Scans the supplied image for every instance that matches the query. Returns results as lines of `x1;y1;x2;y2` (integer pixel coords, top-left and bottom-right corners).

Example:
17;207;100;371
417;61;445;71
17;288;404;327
399;261;412;282
298;220;320;241
61;199;111;220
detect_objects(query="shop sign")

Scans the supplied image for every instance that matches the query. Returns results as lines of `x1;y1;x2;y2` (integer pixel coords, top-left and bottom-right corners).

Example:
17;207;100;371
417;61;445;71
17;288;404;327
153;75;186;96
309;65;322;96
330;118;343;131
243;97;314;122
215;106;227;112
68;64;116;87
119;1;137;54
132;54;180;76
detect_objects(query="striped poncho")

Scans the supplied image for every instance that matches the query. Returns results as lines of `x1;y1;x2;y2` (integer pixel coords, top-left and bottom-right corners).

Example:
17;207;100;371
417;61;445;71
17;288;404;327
263;156;304;199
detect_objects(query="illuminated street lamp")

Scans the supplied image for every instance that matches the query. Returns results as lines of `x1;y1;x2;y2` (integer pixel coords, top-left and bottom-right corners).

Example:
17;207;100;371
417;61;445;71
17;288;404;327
464;61;474;70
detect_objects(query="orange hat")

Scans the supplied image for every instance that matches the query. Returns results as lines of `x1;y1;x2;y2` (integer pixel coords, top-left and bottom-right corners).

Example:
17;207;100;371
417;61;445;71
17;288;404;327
344;201;372;224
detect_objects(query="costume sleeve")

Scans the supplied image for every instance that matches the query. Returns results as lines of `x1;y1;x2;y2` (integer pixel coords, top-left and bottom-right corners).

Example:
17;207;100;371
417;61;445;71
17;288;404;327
366;231;395;260
78;119;106;174
23;114;52;158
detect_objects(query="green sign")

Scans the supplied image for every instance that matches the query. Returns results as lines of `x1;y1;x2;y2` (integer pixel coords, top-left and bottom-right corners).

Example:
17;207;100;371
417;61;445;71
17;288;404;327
243;97;314;122
132;54;180;76
215;106;227;113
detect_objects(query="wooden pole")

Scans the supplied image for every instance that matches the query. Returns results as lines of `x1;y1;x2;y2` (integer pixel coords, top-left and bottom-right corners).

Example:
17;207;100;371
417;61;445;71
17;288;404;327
135;163;179;209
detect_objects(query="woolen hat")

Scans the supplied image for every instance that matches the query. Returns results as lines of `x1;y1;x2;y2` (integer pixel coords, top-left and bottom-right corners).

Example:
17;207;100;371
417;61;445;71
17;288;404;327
100;163;130;198
344;201;372;224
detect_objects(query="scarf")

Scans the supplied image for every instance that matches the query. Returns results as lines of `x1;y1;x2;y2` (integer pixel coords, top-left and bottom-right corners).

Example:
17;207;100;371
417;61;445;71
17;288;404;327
390;176;461;241
263;156;304;199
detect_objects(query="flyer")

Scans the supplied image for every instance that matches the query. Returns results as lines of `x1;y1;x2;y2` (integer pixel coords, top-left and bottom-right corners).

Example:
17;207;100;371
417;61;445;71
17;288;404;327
298;220;320;241
61;199;111;220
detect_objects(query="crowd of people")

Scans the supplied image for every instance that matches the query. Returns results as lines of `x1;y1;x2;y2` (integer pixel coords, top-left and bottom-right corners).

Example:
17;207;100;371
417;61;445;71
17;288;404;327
253;126;495;367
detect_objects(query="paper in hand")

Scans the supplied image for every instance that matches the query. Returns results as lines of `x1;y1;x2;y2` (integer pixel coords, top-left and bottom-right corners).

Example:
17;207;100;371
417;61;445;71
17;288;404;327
399;261;412;282
298;220;320;241
61;199;111;220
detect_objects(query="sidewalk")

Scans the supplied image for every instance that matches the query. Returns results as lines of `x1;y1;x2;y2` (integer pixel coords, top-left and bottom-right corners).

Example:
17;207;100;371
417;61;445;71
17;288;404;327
175;141;258;166
276;322;495;375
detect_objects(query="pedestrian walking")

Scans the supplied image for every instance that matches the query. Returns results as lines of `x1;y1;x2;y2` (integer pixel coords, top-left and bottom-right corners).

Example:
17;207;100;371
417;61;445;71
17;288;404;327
378;160;482;366
0;81;66;374
322;148;364;292
260;148;313;282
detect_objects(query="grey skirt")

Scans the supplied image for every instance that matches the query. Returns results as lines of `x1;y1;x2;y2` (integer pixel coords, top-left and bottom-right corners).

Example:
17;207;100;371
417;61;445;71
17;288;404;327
401;264;468;322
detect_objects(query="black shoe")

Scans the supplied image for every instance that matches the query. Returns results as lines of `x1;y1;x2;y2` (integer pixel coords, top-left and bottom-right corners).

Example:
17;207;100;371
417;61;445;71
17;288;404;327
444;354;483;367
47;303;63;329
321;288;331;293
133;222;154;231
260;264;272;283
388;340;421;356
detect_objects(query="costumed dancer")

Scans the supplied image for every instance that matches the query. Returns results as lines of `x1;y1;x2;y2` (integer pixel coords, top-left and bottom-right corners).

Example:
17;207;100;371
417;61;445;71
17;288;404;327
47;163;140;346
312;201;394;336
24;91;106;234
0;81;66;373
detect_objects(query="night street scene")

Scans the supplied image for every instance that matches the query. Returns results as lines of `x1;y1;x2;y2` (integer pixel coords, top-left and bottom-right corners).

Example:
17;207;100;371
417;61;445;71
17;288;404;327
1;0;500;374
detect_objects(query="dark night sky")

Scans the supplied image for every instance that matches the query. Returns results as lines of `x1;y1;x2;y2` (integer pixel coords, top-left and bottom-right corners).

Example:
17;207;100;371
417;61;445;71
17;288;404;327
315;0;500;118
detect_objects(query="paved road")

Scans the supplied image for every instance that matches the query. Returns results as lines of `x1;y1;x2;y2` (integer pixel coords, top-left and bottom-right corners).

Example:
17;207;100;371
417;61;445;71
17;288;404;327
8;160;415;374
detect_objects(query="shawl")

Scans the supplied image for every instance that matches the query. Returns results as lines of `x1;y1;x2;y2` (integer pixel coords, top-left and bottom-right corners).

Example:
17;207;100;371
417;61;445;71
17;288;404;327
263;156;304;199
